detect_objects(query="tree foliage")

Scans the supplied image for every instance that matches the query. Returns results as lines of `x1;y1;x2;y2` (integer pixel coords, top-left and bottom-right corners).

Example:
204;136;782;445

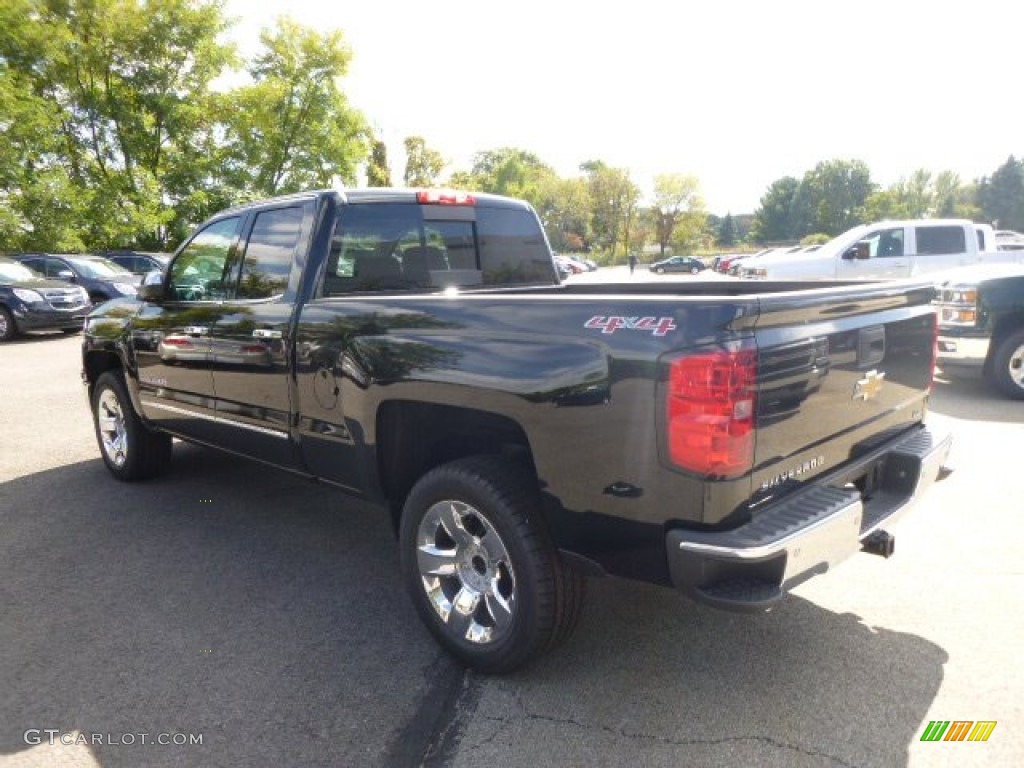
650;174;704;256
403;136;445;186
580;161;640;260
366;140;392;187
977;156;1024;231
219;18;369;199
750;177;799;243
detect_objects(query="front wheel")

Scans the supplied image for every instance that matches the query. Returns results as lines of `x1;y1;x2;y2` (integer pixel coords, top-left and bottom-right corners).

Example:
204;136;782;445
92;371;172;480
690;266;700;274
654;267;665;274
988;329;1024;399
0;307;18;341
399;456;583;673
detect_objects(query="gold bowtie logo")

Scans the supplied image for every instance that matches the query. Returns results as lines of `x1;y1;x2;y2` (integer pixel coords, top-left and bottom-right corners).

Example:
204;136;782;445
853;370;885;400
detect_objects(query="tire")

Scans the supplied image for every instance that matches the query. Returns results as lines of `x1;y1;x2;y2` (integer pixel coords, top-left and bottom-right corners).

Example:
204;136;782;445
655;267;665;274
0;306;18;342
399;456;583;673
988;328;1024;399
62;327;82;334
690;266;699;274
91;371;172;480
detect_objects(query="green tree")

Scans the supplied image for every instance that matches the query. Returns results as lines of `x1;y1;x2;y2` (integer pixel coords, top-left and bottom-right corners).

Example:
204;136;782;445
789;159;874;237
220;18;369;199
532;175;591;252
750;177;799;243
580;161;640;260
451;147;553;203
403;136;445;186
0;0;236;250
718;213;737;247
366;140;392;187
650;174;704;257
977;156;1024;230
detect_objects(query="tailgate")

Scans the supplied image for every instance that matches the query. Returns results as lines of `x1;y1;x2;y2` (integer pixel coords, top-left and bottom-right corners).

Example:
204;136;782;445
749;281;936;495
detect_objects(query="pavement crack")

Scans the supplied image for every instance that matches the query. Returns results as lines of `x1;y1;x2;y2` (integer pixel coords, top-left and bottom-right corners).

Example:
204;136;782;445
467;693;859;768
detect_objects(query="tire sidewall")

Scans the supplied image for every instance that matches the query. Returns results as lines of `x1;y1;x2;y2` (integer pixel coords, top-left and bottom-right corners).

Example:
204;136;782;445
0;307;17;341
91;372;139;480
399;461;549;671
991;330;1024;399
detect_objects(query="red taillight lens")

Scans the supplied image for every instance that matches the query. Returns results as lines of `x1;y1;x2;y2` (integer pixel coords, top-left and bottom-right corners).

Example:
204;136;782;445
416;189;475;205
667;344;757;477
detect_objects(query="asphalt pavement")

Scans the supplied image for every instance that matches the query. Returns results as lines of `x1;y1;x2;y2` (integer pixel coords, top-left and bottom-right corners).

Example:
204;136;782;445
1;288;1021;767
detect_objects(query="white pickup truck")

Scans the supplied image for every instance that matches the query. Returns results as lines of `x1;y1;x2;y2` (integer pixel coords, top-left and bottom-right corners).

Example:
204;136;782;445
740;219;1024;280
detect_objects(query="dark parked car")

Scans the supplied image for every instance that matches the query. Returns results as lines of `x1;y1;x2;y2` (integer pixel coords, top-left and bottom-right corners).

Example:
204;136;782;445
649;255;706;274
104;251;171;277
13;253;141;303
0;257;92;341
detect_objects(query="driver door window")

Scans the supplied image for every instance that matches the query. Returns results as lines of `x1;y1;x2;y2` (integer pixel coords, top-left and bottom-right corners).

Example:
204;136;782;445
168;217;242;301
866;228;905;258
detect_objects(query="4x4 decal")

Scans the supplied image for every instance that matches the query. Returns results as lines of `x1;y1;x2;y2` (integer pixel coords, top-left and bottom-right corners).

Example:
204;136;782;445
584;315;677;337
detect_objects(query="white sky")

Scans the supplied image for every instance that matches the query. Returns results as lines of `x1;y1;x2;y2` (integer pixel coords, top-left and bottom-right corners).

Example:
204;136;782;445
223;0;1023;214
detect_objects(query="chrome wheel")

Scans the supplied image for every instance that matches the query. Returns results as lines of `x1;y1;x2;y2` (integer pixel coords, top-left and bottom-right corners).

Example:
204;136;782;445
416;500;516;645
96;389;128;467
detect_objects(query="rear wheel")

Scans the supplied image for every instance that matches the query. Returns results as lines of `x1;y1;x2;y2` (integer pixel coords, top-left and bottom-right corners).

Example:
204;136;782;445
91;371;172;480
0;307;18;341
988;328;1024;399
399;456;583;673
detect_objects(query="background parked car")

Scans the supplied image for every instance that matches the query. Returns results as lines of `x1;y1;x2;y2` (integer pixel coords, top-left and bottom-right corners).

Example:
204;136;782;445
0;257;92;341
649;255;706;274
12;253;142;303
103;251;171;276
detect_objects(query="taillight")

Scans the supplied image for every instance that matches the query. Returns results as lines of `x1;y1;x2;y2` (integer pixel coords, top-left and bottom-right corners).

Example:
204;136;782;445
667;342;757;477
416;189;475;205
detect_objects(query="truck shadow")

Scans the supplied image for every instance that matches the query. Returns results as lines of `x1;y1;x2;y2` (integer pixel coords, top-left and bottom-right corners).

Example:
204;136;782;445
469;576;946;768
0;447;945;767
0;446;442;767
930;372;1024;423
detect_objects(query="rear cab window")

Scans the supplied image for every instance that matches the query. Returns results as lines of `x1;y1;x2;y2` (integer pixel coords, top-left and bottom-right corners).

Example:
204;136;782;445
321;200;557;297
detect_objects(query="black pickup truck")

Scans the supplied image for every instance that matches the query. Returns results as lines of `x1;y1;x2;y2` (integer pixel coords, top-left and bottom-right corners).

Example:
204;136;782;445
82;188;952;672
935;263;1024;398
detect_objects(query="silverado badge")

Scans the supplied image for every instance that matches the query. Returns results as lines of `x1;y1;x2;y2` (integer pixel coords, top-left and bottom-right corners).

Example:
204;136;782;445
853;369;885;401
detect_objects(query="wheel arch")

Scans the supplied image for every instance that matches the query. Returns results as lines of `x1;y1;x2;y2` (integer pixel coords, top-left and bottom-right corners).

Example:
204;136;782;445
984;313;1024;374
83;349;123;395
376;401;537;533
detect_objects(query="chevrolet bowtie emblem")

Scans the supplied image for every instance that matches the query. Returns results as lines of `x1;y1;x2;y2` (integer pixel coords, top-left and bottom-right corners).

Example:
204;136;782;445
853;369;885;401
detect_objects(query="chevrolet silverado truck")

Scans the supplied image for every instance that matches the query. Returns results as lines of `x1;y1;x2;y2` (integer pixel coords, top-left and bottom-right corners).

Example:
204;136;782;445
81;188;952;672
936;263;1024;398
741;219;1022;280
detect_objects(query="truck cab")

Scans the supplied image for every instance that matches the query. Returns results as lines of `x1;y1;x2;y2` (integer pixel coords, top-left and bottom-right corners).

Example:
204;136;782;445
744;220;1021;280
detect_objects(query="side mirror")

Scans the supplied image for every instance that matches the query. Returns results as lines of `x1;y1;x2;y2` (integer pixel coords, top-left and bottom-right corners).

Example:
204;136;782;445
842;242;871;260
137;270;166;302
57;269;75;281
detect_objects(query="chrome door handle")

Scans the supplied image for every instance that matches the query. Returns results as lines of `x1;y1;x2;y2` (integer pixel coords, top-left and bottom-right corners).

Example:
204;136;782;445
252;328;283;339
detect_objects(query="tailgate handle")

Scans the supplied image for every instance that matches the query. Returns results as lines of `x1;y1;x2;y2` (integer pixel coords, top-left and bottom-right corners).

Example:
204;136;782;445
857;326;886;368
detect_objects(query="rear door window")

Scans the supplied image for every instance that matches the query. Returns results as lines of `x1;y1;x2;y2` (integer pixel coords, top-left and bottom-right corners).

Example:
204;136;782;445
915;226;966;256
237;206;307;299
